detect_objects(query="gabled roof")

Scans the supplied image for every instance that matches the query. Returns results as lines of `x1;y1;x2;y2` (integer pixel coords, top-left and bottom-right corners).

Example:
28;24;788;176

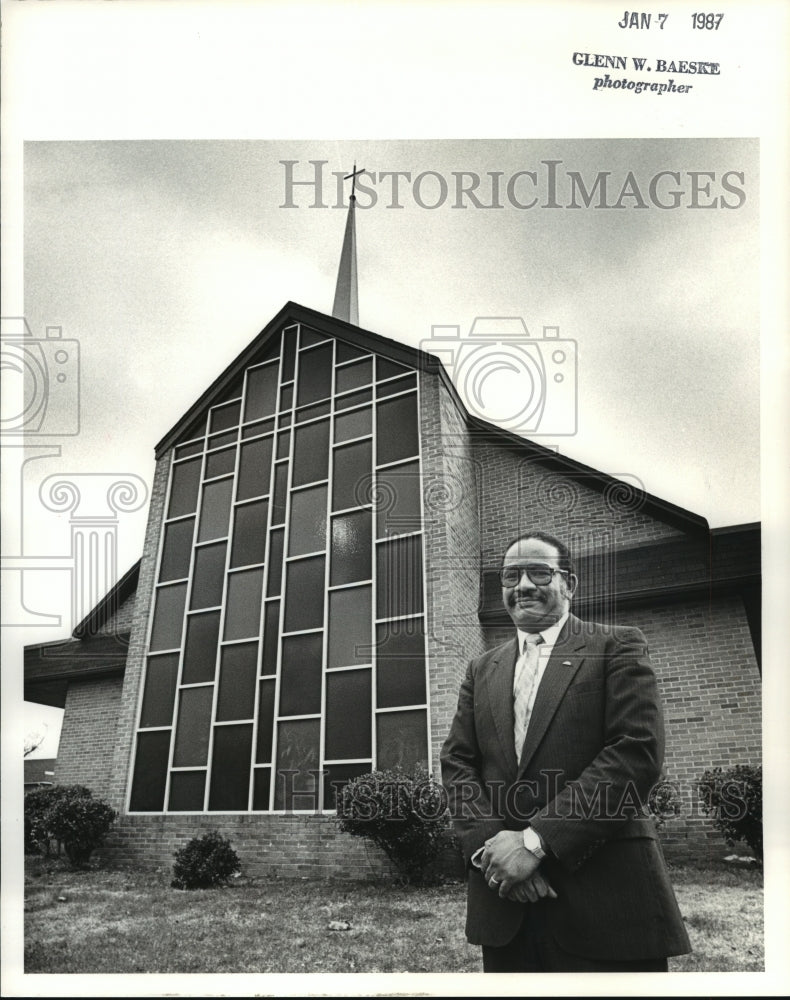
72;559;140;639
156;301;707;534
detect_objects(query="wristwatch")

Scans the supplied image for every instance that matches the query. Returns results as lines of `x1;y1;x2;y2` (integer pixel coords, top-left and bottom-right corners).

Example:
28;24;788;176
522;826;546;859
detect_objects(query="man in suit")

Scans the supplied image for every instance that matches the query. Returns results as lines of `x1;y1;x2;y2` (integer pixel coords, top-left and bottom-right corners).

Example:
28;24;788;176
440;530;691;972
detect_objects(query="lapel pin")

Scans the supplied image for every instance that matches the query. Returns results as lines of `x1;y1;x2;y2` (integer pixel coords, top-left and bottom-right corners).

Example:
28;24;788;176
562;661;572;666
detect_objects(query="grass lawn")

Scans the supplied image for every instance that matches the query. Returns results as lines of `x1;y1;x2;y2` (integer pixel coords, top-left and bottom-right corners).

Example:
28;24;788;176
24;856;762;974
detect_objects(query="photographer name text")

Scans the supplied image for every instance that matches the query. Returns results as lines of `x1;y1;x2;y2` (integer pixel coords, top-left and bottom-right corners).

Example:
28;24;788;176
573;50;721;96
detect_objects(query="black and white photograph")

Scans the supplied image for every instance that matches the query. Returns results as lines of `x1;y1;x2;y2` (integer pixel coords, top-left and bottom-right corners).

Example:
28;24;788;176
2;2;787;996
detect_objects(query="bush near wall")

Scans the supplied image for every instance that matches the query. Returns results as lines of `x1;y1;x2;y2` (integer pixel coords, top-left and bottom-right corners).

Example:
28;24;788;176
698;764;762;864
25;784;116;867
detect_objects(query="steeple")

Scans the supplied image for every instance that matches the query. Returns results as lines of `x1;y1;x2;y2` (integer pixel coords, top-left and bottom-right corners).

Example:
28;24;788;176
332;164;362;326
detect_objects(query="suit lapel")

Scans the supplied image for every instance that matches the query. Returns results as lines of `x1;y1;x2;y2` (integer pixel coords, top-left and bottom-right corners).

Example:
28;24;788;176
482;637;520;774
517;614;588;776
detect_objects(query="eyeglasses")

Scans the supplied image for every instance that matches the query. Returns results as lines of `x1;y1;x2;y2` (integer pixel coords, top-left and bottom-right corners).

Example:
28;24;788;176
499;563;570;588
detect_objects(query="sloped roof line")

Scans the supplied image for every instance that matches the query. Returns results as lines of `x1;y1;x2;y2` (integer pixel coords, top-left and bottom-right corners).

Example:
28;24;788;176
154;301;707;533
71;559;141;639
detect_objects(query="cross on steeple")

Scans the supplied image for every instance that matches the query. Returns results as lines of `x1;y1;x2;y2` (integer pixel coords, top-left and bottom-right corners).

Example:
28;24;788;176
344;163;364;200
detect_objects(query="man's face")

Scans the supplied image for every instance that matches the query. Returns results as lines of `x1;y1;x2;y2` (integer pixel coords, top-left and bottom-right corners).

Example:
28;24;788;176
501;538;576;632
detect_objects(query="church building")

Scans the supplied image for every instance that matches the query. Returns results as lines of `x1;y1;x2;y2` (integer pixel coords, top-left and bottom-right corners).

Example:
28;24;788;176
24;188;762;875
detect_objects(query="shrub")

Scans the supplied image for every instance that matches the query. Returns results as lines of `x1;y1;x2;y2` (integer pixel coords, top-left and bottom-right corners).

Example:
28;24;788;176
647;775;682;829
24;784;116;866
335;767;450;885
698;764;762;864
171;831;241;889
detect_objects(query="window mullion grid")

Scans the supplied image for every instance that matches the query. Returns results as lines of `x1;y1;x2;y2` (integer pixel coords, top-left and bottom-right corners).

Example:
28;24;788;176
200;408;243;812
245;337;283;813
268;323;303;811
414;372;432;774
370;367;380;778
316;334;337;815
159;443;209;814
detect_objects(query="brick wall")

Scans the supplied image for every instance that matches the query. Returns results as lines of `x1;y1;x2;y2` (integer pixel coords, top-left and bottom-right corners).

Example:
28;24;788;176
96;589;136;636
55;676;125;797
106;450;172;811
472;438;684;570
420;373;486;772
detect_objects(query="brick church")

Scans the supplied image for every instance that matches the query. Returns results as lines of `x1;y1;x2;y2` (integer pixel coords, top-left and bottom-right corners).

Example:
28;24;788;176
24;191;761;875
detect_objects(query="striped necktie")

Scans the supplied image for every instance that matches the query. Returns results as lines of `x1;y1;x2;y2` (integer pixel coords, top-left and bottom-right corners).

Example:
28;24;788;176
513;633;544;759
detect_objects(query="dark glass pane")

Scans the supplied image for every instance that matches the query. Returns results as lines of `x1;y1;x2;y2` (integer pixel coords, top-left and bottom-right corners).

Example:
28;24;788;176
129;730;170;812
336;358;373;394
256;680;276;764
182;611;220;683
244;362;279;422
375;621;426;708
175;440;203;460
276;429;290;460
150;583;187;651
210;400;241;433
289;485;327;556
376;460;421;537
253;767;272;810
377;709;428;771
296;342;333;406
140;653;179;728
274;719;320;811
332;440;372;512
377;373;417;398
168;771;206;811
267;528;284;597
271;463;288;525
336;340;367;363
336;387;372;411
377;393;418;466
280;384;293;411
280;633;323;716
238;438;274;501
159;517;195;582
223;568;264;640
242;418;275;440
328;586;371;668
216;643;258;721
281;328;297;379
205;446;236;479
377;356;411;380
326;670;371;759
300;326;328;347
168;458;202;518
253;334;280;365
295;400;331;424
209;724;253;810
330;510;372;585
292;421;330;487
197;479;233;542
230;499;268;568
173;686;213;767
208;430;237;451
376;536;423;619
190;542;226;610
334;406;371;444
284;557;325;633
323;763;372;810
261;601;280;675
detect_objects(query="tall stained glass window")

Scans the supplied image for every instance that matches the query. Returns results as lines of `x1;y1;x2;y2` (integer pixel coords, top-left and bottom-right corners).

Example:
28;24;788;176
130;323;429;813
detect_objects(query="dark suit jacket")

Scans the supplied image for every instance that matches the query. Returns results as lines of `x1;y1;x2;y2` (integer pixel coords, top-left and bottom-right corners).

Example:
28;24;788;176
440;614;691;960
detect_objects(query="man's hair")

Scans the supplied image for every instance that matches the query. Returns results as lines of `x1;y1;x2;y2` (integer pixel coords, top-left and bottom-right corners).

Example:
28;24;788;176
502;530;576;577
